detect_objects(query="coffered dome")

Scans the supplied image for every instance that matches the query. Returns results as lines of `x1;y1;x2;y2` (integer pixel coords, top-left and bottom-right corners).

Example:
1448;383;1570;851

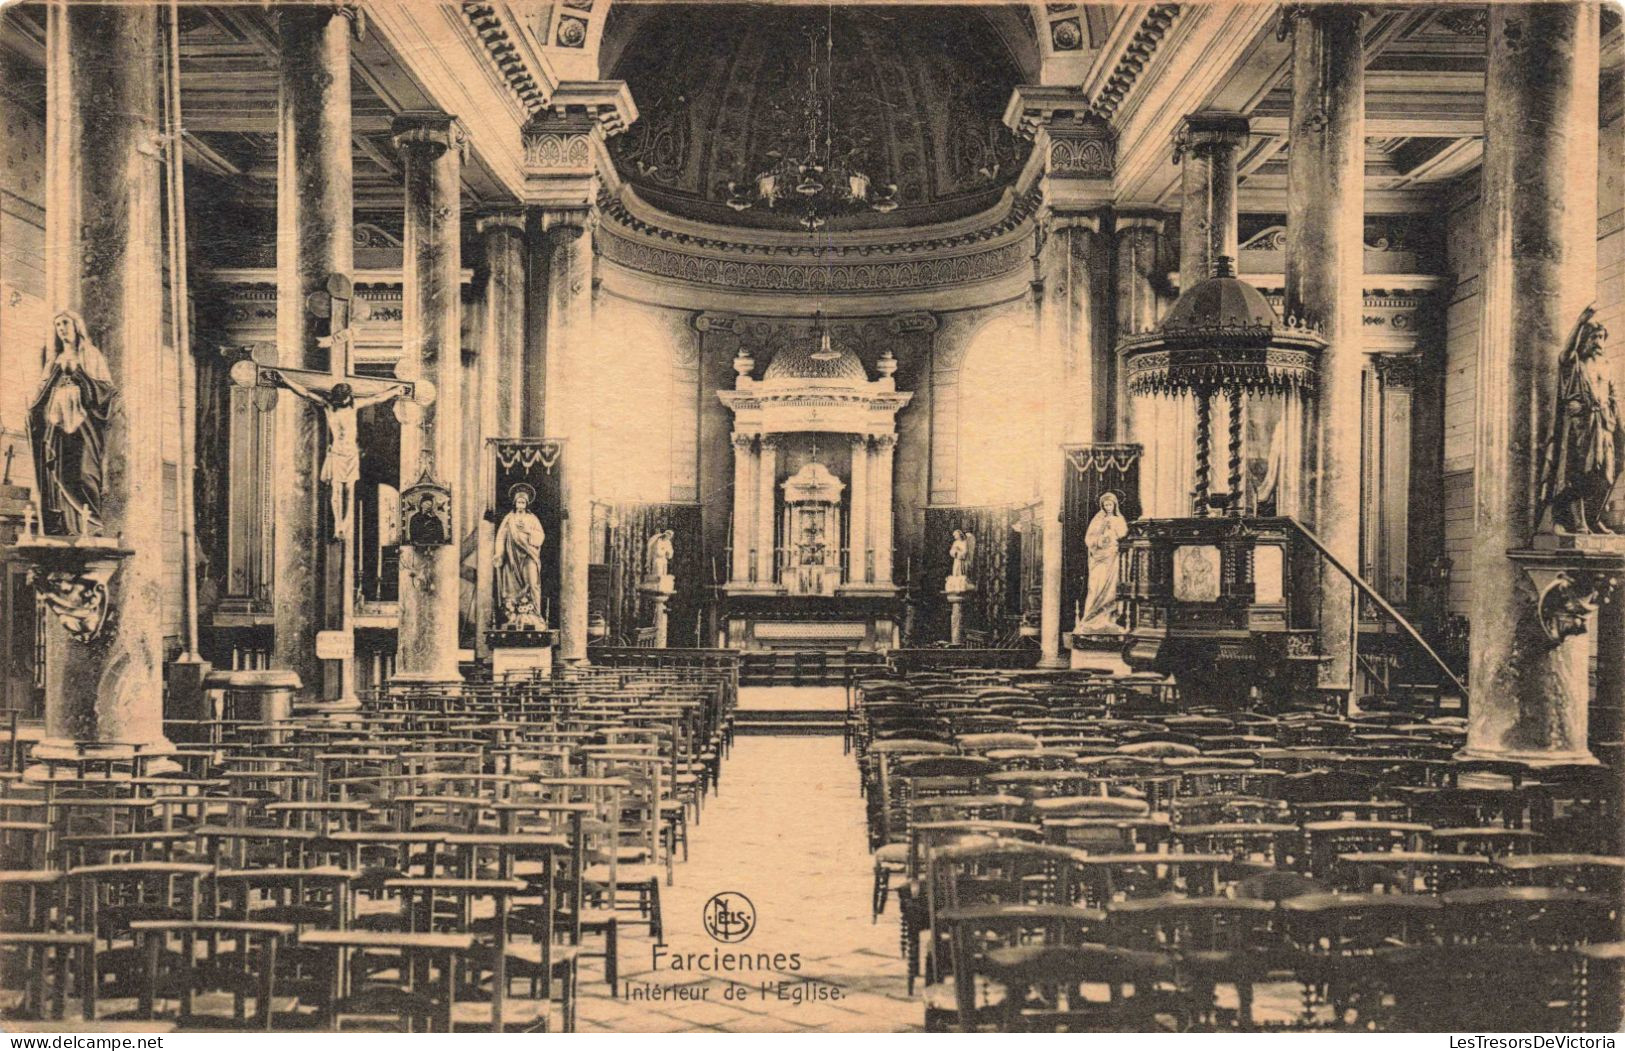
603;4;1034;232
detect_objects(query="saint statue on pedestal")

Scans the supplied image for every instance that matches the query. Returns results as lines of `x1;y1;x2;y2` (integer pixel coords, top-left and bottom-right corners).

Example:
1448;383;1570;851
29;311;115;535
646;529;675;580
1537;305;1622;535
1078;491;1129;632
494;483;547;629
949;529;976;579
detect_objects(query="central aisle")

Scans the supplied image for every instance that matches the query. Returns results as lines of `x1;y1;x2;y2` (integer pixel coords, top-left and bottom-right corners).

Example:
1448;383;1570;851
576;736;917;1032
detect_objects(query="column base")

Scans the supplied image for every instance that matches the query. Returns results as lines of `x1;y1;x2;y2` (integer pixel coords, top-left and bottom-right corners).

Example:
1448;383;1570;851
1035;654;1071;670
25;736;180;780
1454;746;1600;768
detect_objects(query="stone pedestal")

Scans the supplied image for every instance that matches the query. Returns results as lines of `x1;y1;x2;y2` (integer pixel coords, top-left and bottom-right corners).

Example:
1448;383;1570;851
945;581;974;646
488;629;557;680
1461;537;1622;765
30;3;174;774
1068;630;1131;674
1462;3;1604;767
642;576;674;648
204;669;301;742
1284;6;1366;701
393;113;466;685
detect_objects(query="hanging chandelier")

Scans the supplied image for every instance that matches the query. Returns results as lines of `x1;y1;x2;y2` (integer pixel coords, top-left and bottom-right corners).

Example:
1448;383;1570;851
724;17;898;231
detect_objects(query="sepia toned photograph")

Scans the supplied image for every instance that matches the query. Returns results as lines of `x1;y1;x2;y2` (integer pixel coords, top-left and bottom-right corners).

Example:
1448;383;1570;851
0;0;1621;1037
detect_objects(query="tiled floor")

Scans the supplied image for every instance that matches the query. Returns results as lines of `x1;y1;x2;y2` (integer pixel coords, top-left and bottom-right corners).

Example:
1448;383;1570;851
574;735;919;1032
736;685;848;712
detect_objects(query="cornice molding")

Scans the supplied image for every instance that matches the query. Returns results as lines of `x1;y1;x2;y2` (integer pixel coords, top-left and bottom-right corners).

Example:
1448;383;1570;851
462;3;550;114
1088;4;1183;120
594;186;1044;295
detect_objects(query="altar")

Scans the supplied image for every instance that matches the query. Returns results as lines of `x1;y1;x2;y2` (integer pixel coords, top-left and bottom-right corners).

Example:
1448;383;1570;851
718;317;910;650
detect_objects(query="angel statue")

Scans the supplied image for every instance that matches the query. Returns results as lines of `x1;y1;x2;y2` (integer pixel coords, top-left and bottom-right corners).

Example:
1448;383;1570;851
949;529;976;579
1078;491;1129;632
1536;305;1623;535
646;529;675;580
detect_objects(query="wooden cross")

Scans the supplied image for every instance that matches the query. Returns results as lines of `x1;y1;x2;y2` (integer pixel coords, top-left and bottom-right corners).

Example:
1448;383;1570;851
1;440;14;486
228;272;432;706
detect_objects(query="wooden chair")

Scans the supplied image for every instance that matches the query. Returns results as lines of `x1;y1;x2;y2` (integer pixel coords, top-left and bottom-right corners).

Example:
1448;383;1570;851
131;920;294;1030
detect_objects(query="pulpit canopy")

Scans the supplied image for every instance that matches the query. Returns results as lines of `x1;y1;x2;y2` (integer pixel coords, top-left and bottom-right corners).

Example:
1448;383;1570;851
1121;257;1326;396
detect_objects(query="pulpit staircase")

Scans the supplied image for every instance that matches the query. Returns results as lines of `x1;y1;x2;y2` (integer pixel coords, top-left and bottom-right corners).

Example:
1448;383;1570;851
1286;517;1469;715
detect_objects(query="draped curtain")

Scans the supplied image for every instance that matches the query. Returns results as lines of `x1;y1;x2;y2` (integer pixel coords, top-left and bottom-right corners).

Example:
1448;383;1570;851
1062;443;1142;631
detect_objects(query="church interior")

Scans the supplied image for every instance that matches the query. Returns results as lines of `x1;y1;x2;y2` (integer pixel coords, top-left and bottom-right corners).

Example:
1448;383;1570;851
0;0;1623;1034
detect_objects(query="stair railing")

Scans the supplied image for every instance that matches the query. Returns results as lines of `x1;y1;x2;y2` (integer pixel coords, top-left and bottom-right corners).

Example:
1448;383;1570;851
1284;516;1469;702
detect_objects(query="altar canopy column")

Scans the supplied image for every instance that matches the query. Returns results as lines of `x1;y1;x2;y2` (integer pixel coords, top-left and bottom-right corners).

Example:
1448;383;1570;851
393;113;465;684
522;86;635;663
1464;3;1606;765
31;1;174;765
873;434;897;585
1284;7;1365;701
1005;86;1117;667
757;437;779;585
730;434;754;583
849;436;870;584
474;211;527;651
272;4;357;707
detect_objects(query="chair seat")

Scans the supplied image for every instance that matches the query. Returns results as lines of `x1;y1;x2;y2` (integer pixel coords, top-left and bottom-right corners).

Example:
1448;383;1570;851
583;863;662;885
449;998;551;1030
875;843;909;867
922;976;1008;1013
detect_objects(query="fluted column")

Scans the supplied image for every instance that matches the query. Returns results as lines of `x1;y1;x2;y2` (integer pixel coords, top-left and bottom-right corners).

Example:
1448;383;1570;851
848;435;870;584
474;210;527;652
31;1;174;767
1463;2;1604;765
1285;6;1365;701
873;434;897;585
542;212;595;663
272;3;359;707
393;113;464;684
757;437;779;585
730;434;754;583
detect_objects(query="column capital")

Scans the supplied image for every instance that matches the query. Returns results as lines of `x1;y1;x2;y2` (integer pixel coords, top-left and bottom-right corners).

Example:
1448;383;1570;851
1172;111;1251;165
538;205;597;237
849;434;871;450
872;433;898;451
1374;350;1422;389
886;311;938;335
522;81;637;210
1002;84;1092;141
391;112;467;160
760;434;782;451
1116;213;1167;236
275;3;365;39
1278;4;1369;41
694;311;740;334
476;209;527;237
731;432;756;450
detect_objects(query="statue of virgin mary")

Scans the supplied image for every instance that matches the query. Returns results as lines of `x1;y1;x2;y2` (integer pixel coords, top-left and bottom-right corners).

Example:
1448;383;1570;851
28;310;116;535
1078;491;1129;632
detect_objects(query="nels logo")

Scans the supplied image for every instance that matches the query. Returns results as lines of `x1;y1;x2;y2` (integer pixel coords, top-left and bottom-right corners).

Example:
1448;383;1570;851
702;892;756;944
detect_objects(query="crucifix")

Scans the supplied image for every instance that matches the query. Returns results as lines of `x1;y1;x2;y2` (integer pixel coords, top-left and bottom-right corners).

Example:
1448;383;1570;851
230;272;433;704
